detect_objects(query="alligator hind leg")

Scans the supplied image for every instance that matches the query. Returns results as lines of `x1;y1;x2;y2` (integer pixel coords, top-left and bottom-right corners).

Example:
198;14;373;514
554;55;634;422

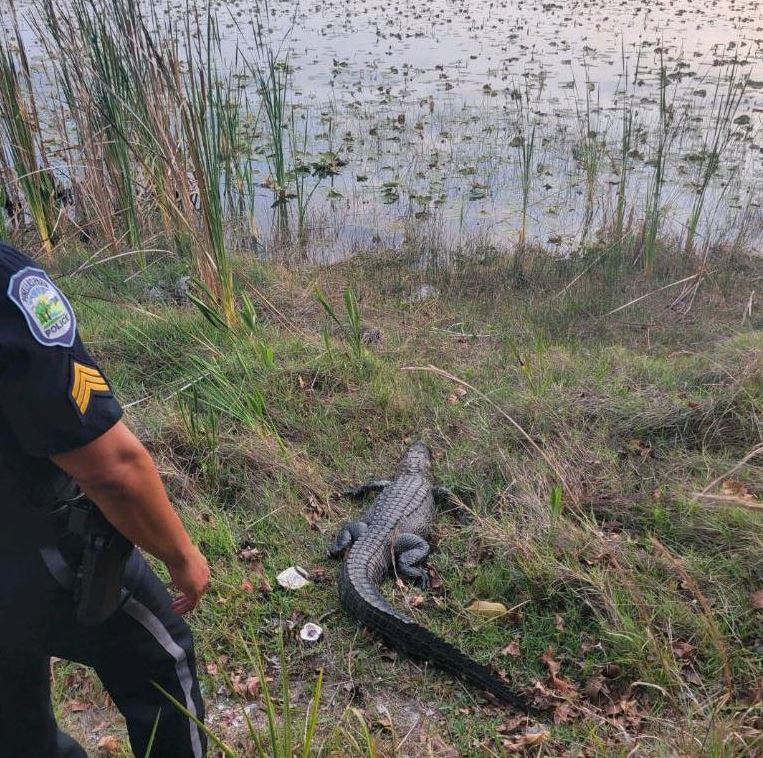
328;521;368;557
394;533;431;589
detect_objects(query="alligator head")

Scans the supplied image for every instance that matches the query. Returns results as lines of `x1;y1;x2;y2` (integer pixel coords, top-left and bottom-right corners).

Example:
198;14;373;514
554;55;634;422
395;441;433;478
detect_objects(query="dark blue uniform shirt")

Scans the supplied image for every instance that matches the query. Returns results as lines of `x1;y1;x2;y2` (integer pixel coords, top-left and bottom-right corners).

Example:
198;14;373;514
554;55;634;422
0;243;123;551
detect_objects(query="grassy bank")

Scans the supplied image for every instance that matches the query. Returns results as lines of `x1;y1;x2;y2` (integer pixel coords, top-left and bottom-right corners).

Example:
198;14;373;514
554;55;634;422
44;244;763;756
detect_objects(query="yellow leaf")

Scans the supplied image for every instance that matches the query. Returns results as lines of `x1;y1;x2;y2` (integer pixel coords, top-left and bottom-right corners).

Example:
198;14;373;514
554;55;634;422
466;600;508;619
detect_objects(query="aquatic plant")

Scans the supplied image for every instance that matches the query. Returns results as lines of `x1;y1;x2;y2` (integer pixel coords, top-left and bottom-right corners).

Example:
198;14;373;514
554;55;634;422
513;75;545;248
684;63;748;255
639;49;683;277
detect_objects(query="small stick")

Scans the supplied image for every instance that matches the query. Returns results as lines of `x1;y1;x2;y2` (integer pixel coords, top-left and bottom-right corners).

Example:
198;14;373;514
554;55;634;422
692;492;763;512
606;272;710;316
699;442;763;495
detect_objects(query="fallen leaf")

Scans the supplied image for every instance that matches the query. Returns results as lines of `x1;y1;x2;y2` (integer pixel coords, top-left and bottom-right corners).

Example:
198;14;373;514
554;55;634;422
502;640;521;658
553;702;576;724
752;590;763;610
672;640;696;659
96;736;121;756
373;714;394;732
502;726;550;752
410;594;426;608
583;674;608;700
554;614;566;632
65;699;88;713
540;649;577;694
466;600;508;619
540;649;561;678
205;662;219;677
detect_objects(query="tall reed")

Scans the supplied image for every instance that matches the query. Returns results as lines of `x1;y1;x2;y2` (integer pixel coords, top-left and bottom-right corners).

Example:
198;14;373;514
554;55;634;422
0;10;58;258
684;63;747;255
639;48;681;276
614;46;640;244
514;76;544;248
572;63;604;242
172;8;239;325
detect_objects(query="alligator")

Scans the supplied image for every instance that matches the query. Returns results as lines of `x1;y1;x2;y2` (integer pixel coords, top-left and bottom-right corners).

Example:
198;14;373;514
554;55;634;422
329;441;527;709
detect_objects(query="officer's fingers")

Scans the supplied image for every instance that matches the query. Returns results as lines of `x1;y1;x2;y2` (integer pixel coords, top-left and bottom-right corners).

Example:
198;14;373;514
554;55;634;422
172;594;196;614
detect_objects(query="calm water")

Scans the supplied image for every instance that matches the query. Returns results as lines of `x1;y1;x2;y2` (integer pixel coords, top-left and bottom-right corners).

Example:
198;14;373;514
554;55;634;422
6;0;763;258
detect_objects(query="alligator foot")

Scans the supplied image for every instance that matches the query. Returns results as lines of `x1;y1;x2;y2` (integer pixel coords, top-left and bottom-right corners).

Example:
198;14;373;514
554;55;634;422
340;480;392;499
328;520;368;557
395;533;431;589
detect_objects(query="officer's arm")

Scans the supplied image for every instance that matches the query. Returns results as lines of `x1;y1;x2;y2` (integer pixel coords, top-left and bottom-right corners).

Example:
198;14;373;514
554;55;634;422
51;421;210;614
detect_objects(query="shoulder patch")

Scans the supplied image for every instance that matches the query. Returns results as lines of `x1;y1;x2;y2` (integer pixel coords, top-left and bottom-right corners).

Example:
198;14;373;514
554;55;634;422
70;360;112;417
7;266;76;348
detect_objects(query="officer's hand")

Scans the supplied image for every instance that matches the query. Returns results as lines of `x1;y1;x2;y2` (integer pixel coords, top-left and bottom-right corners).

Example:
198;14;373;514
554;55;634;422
167;546;210;614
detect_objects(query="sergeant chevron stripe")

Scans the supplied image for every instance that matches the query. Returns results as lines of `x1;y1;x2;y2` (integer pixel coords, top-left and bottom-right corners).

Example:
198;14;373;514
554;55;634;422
71;360;111;415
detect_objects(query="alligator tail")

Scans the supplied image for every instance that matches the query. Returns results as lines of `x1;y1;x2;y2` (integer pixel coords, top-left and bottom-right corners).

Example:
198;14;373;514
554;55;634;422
341;569;528;711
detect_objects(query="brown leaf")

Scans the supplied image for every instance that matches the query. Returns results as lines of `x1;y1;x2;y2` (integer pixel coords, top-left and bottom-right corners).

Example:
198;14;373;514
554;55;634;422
205;662;219;677
540;649;577;694
672;640;696;659
373;714;394;733
553;702;576;724
540;649;561;678
427;735;459;758
502;640;521;658
554;614;566;632
502;727;550;753
583;674;608;700
427;568;443;591
96;736;121;756
752;590;763;610
65;699;88;713
409;594;426;608
240;579;255;593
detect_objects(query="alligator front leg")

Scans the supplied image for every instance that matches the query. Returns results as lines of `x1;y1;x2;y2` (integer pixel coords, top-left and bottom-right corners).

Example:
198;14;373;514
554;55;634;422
340;480;392;499
394;533;431;589
328;521;368;557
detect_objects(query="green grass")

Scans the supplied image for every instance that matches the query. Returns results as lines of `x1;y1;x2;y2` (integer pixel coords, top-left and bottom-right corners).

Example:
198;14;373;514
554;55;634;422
49;247;763;756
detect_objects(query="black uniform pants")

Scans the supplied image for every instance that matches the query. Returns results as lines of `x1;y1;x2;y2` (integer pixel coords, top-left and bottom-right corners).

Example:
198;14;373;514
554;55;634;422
0;548;206;758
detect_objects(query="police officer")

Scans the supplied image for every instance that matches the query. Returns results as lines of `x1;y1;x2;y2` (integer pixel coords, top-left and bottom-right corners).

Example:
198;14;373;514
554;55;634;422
0;241;210;757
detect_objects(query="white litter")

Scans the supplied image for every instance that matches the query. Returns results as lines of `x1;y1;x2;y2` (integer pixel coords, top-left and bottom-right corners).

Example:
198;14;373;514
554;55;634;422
299;623;323;643
276;566;311;590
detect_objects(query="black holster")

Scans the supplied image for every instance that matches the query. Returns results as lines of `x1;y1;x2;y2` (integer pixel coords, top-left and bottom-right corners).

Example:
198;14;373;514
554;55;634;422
52;495;133;625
